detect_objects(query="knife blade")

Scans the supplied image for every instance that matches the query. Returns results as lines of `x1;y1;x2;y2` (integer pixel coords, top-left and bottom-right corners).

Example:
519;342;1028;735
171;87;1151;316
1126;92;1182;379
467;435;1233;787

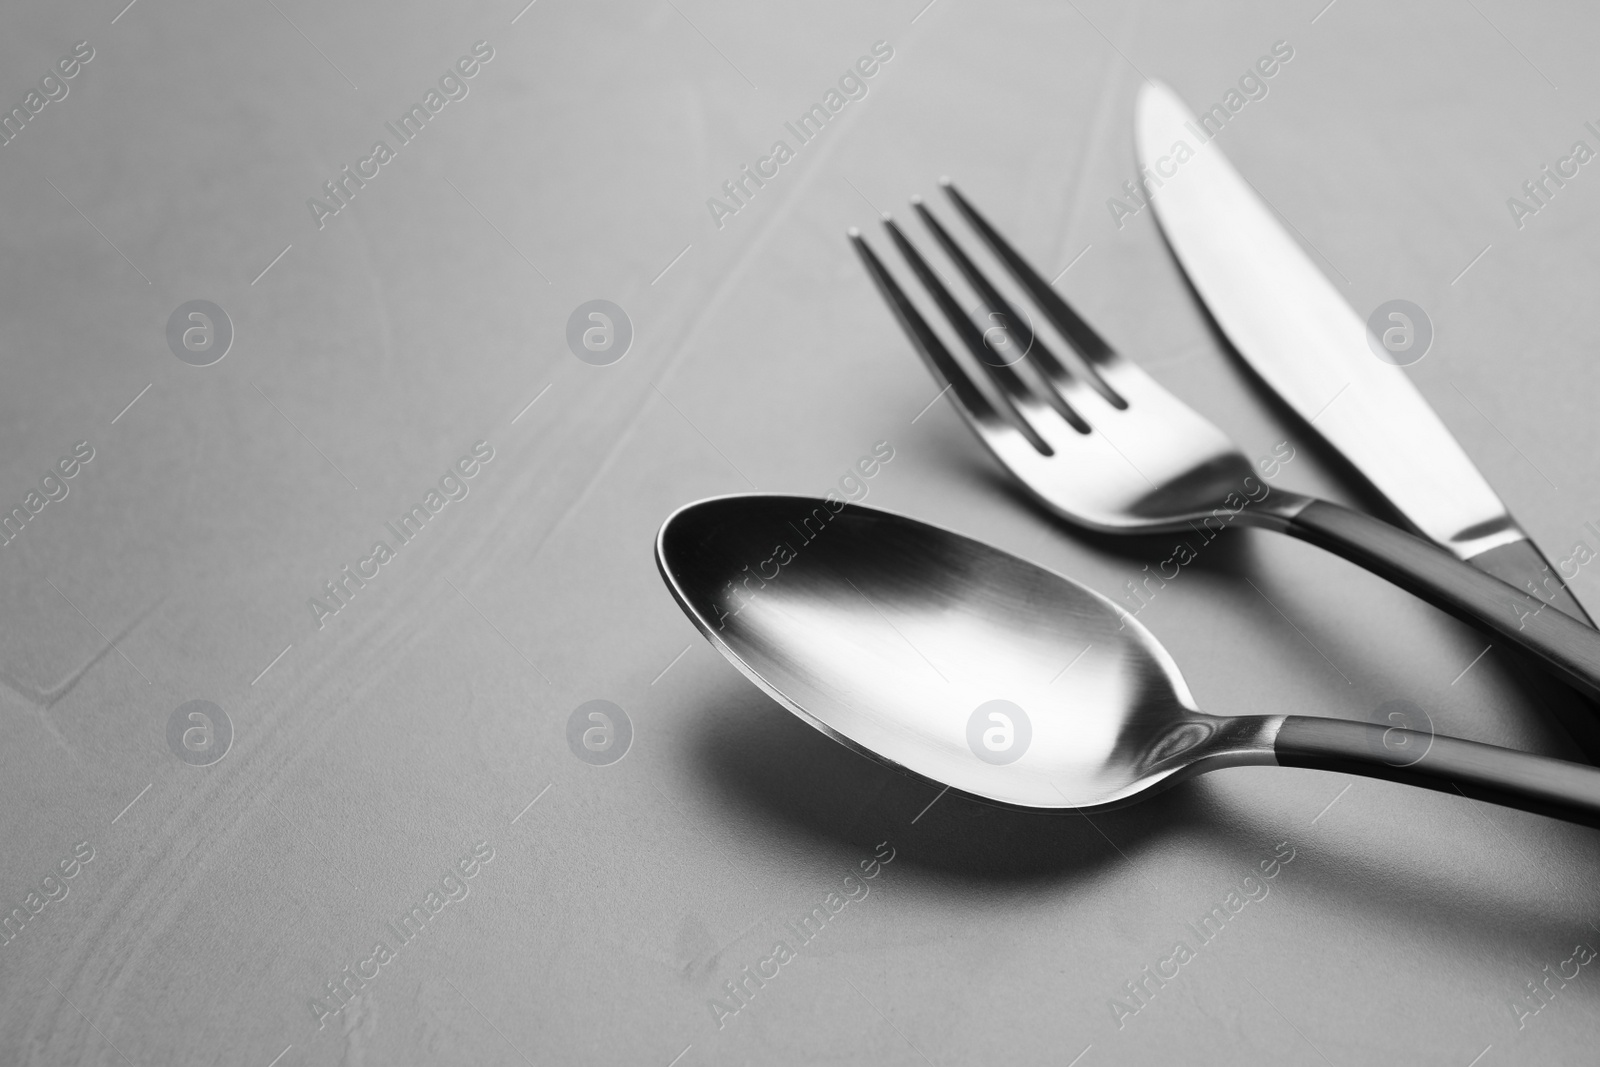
1134;81;1592;629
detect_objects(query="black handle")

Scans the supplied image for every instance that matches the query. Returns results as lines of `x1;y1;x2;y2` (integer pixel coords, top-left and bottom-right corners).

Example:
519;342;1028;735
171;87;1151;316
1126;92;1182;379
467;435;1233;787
1282;499;1600;703
1468;537;1596;626
1463;539;1600;764
1275;715;1600;828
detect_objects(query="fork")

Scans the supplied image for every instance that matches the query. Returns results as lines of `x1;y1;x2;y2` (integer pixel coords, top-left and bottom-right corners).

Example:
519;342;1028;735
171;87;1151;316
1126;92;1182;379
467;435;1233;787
850;180;1600;704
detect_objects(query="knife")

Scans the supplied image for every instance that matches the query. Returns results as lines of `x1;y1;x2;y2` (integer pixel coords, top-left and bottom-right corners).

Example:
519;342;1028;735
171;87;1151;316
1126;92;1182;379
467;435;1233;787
1134;81;1600;756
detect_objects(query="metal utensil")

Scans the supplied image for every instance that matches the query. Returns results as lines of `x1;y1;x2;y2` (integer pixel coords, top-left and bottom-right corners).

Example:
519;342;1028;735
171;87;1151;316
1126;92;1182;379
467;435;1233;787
656;494;1600;824
1133;81;1600;762
848;182;1600;705
1134;81;1593;625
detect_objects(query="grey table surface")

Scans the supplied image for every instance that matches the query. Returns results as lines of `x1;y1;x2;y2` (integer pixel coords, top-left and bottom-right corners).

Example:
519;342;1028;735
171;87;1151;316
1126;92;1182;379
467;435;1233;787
4;0;1600;1063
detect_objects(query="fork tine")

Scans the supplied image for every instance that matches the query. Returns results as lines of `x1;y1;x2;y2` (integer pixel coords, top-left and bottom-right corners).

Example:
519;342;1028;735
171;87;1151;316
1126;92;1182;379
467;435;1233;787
849;228;1036;449
909;197;1090;435
941;179;1127;409
878;216;1056;455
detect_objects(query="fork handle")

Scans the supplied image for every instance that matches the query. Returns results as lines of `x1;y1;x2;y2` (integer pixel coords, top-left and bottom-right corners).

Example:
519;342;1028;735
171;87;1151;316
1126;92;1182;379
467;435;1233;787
1268;498;1600;702
1274;715;1600;829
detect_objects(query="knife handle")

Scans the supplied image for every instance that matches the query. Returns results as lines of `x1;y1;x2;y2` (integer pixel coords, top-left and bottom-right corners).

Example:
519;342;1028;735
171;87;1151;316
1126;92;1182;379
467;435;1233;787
1461;538;1600;764
1467;538;1596;626
1273;498;1600;703
1274;715;1600;829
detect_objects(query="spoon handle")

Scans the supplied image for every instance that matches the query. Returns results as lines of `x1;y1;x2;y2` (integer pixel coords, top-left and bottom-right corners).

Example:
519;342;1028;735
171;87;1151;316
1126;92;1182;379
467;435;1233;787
1274;715;1600;828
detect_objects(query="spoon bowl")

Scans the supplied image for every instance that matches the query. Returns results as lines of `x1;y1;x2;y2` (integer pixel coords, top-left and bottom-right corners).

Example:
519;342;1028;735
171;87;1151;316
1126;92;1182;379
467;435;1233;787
655;493;1277;810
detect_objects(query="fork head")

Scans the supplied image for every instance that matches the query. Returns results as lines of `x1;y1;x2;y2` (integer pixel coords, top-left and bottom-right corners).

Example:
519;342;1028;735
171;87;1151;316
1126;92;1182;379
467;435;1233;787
851;179;1258;535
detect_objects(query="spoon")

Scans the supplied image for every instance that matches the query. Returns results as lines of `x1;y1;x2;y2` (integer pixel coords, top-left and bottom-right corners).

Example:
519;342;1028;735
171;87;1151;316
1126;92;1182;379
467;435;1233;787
656;494;1600;826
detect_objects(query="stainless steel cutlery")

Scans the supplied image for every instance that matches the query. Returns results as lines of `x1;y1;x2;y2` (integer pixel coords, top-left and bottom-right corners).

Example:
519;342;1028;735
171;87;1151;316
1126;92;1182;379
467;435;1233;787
657;495;1600;826
849;180;1600;708
655;87;1600;835
1135;82;1592;629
